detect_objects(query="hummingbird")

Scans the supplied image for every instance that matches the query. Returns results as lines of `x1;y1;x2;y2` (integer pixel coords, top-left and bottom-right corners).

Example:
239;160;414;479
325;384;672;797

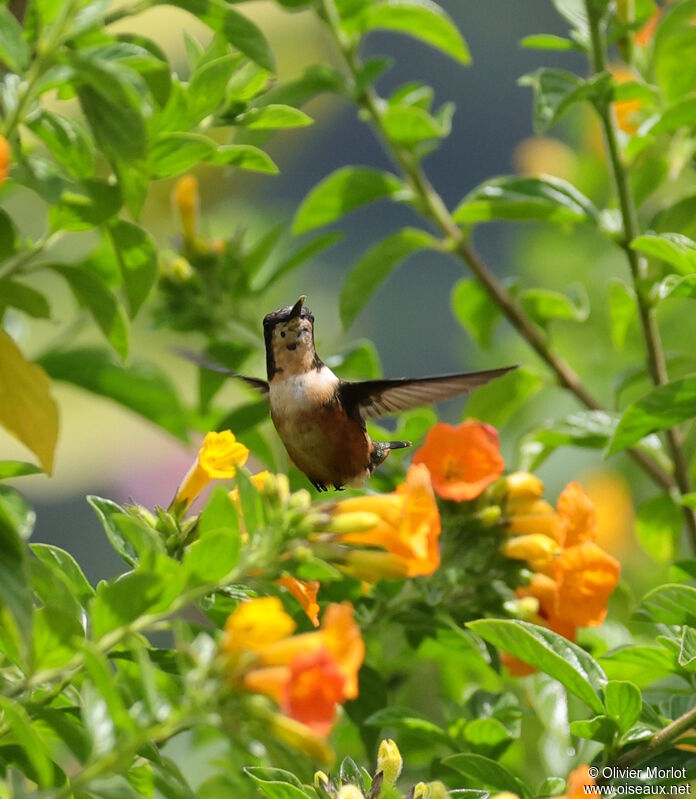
186;296;516;491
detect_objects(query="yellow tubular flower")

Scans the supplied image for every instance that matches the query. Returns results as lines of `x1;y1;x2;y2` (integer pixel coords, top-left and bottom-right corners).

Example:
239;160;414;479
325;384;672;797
377;738;403;784
268;712;335;764
506;498;562;542
333;464;441;577
223;597;296;653
174;174;199;243
174;431;249;509
502;533;562;575
505;471;544;500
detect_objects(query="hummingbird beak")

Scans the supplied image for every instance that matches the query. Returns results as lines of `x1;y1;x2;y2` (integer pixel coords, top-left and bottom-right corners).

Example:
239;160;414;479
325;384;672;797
289;295;306;320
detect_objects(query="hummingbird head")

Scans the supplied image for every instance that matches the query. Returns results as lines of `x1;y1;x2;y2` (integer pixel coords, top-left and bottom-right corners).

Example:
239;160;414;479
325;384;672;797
263;295;320;378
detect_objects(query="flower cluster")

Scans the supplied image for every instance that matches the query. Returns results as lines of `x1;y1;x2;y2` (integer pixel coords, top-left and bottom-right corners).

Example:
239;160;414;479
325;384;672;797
327;463;442;580
500;477;621;674
222;597;364;757
410;421;620;664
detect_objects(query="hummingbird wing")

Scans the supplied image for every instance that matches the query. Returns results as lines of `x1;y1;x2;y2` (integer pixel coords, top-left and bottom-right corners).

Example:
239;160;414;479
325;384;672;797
176;348;269;396
340;365;517;421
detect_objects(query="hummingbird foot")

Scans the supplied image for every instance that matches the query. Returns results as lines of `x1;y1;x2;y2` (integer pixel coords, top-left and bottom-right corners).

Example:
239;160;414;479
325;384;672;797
310;479;329;492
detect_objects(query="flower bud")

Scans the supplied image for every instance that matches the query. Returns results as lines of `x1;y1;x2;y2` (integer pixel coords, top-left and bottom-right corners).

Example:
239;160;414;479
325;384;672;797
429;782;451;799
174;174;199;243
262;473;290;505
503;596;539;620
288;488;312;511
314;770;332;794
413;784;431;799
0;135;10;184
479;506;502;527
337;787;364;799
267;712;334;764
502;534;561;574
505;472;544;500
377;738;403;784
342;551;409;582
328;511;381;535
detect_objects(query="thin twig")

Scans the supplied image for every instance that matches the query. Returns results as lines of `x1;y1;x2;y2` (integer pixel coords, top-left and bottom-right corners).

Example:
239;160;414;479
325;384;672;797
585;1;696;548
317;0;674;492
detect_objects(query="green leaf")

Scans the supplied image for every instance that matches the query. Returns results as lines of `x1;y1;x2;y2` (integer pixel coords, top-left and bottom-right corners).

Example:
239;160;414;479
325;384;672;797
293;167;405;234
188;53;241;123
32;605;84;670
87;496;140;567
0;5;30;73
451;279;501;347
340;228;437;329
364;706;450;744
636;494;682;564
442;754;531;798
0;279;50;319
519;69;608;133
468;619;606;713
631;233;696;275
243;766;315;799
210;143;278;174
678;627;696;669
30;543;94;606
251;232;342;292
653;274;696;302
237;104;313;129
91;572;167;639
601;645;678;686
0;486;34;666
520;286;589;328
49;180;122;232
68;52;148;163
0;697;53;788
604;680;642;734
51;265;129;360
635;583;696;626
551;0;589;46
608;279;636;350
453;175;599;226
183;529;240;586
154;0;275;71
608;374;696;454
107;220;158;317
465;367;544;428
28;111;95;179
0;209;18;261
199;486;240;537
39;348;188;440
382;103;443;145
346;0;470;65
0;460;42;479
0;329;58;473
328;339;382;380
520;34;581;51
82;644;138;734
569;715;616;743
149;132;215;178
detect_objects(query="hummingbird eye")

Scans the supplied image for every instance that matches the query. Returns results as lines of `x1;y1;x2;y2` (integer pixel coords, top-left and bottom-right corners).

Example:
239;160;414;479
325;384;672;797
280;331;286;338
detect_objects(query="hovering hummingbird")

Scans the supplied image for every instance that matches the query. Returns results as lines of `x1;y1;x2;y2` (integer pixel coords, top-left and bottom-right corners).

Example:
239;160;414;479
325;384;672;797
187;296;515;491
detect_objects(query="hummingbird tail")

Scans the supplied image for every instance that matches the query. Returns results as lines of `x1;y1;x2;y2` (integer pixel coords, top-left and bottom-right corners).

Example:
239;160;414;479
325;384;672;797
369;440;412;472
387;440;412;451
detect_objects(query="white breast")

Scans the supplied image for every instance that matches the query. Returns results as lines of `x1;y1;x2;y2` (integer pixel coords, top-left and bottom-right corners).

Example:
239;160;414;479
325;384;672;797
269;367;340;415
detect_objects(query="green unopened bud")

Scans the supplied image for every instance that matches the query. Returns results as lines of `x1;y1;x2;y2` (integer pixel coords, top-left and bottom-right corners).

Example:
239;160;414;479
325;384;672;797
377;738;403;785
503;596;540;620
413;783;431;799
329;511;380;535
314;771;333;795
429;781;451;799
297;512;332;535
479;505;502;527
161;254;194;282
337;786;364;799
263;473;290;505
288;488;312;510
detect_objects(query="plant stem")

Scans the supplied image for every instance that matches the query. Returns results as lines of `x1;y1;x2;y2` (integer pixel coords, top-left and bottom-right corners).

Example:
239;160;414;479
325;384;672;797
585;1;696;548
601;704;696;777
317;0;673;492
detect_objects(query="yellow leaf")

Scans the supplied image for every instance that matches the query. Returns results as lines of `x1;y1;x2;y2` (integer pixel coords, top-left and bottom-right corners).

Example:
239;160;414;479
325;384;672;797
0;330;58;473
